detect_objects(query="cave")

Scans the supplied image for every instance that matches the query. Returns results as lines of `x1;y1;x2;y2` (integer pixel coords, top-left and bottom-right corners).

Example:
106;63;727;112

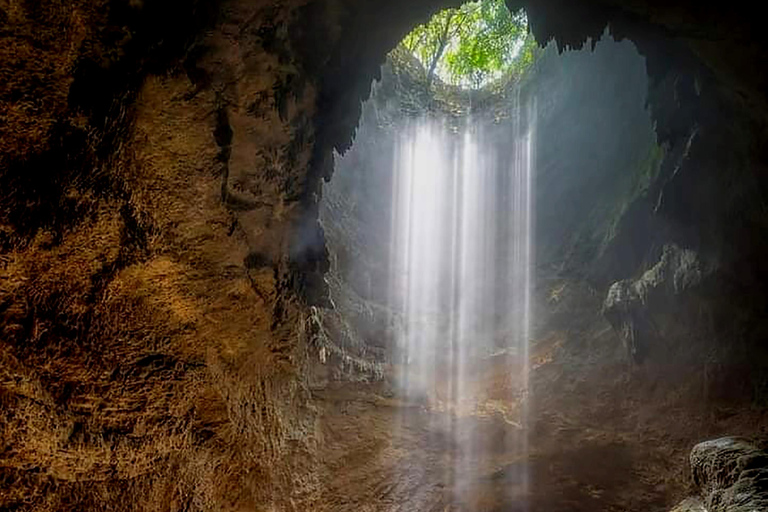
2;1;768;511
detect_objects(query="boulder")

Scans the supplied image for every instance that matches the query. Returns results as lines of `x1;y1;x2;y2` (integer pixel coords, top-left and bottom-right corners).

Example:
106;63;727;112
673;437;768;512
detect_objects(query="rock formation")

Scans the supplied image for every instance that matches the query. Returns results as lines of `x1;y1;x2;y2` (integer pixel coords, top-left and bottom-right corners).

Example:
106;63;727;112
671;438;768;512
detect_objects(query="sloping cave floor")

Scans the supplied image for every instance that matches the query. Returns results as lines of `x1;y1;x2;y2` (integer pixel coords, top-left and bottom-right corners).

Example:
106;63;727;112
308;280;768;512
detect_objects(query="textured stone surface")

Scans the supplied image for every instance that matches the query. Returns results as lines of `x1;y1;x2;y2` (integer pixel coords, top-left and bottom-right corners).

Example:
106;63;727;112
670;497;708;512
603;244;708;360
690;437;768;512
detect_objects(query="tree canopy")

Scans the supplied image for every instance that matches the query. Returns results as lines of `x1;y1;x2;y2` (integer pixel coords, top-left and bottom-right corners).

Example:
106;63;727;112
401;0;536;89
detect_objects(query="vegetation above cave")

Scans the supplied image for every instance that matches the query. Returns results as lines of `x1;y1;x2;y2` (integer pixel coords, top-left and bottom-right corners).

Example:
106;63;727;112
400;0;536;89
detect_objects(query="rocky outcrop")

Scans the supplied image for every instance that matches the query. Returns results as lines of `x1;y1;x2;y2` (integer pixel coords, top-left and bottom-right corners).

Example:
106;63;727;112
671;438;768;512
603;244;708;361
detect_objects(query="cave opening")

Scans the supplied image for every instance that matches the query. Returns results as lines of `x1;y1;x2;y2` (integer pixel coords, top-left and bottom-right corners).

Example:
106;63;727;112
316;13;664;508
398;0;535;90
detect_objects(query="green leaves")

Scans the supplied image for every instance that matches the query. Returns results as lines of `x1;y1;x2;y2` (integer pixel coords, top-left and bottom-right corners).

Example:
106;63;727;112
401;0;536;88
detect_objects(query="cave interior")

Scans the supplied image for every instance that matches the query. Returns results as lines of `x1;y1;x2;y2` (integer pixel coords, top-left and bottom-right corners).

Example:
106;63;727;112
2;0;768;511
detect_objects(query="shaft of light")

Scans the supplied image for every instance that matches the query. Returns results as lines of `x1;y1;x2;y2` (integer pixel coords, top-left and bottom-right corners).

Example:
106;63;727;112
389;101;536;508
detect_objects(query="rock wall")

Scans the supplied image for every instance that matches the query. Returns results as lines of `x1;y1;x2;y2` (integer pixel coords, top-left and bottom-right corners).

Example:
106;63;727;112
2;1;324;508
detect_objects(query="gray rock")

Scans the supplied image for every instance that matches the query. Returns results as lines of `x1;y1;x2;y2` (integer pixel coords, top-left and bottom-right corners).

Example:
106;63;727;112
602;244;705;360
604;243;703;311
688;437;768;512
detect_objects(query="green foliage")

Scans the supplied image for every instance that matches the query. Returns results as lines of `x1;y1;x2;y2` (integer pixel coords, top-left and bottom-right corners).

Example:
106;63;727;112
401;0;536;88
